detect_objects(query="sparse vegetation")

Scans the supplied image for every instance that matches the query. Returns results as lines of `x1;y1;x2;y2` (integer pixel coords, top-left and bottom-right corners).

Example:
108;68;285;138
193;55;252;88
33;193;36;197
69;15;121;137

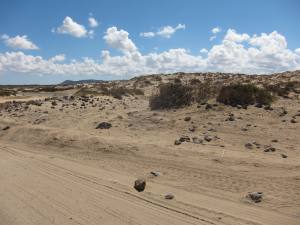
75;86;144;99
0;89;17;96
149;83;193;110
217;83;273;106
265;81;300;97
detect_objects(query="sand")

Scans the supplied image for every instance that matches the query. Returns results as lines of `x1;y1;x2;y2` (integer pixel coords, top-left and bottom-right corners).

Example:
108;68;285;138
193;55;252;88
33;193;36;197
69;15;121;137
0;71;300;225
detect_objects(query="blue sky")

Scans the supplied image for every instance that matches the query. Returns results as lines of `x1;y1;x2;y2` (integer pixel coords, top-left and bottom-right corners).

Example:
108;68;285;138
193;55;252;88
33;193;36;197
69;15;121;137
0;0;300;84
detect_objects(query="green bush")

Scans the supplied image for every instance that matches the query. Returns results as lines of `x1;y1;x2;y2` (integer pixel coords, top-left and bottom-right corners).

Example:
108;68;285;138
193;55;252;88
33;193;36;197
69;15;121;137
217;84;273;106
149;83;192;110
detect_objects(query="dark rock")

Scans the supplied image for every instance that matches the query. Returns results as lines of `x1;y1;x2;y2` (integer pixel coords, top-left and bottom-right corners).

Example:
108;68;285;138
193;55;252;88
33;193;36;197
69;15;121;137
281;154;288;158
264;146;276;152
247;192;263;203
2;126;10;131
291;118;297;123
179;135;190;142
184;116;191;122
204;135;212;142
134;179;146;192
96;122;112;129
189;126;196;132
245;143;253;149
205;104;212;110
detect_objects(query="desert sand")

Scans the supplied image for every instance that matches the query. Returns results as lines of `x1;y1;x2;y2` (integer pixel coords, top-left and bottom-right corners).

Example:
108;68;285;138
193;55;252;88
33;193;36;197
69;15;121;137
0;71;300;225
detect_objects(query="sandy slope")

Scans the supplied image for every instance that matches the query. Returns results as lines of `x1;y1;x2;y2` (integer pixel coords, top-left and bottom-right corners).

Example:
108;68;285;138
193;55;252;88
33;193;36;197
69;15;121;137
0;72;300;224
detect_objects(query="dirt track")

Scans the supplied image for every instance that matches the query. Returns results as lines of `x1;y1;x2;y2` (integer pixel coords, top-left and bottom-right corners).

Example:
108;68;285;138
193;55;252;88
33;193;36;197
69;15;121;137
1;143;299;225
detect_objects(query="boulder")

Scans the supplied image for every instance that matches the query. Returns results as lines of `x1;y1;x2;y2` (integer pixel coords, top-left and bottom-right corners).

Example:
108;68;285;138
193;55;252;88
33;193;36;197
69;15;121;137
134;179;146;192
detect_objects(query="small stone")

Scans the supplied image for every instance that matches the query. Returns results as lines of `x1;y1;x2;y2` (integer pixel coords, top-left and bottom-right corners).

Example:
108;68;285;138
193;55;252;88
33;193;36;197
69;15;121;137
204;135;212;142
164;193;175;200
264;146;276;152
174;140;181;145
281;154;288;158
184;116;191;122
247;192;263;203
189;126;196;132
96;122;112;129
291;118;297;123
245;143;253;149
192;137;203;144
205;104;212;110
134;179;146;192
179;135;190;142
2;126;10;131
271;139;278;143
150;171;161;177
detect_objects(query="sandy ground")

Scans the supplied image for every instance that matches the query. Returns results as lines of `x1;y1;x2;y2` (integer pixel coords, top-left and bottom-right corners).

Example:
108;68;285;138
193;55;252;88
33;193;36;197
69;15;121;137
0;73;300;225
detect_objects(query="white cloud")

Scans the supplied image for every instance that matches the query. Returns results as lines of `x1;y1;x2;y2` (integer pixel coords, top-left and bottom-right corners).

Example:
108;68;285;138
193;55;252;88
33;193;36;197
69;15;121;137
209;36;216;41
224;29;250;42
54;16;87;38
140;24;186;39
50;54;65;62
140;32;155;38
295;48;300;55
212;27;221;34
209;27;222;41
200;48;208;53
1;34;39;50
88;17;98;28
0;28;299;78
103;27;138;54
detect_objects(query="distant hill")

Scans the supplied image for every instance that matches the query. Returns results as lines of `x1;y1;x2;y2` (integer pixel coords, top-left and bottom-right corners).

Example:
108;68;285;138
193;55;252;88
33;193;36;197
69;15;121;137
59;79;104;86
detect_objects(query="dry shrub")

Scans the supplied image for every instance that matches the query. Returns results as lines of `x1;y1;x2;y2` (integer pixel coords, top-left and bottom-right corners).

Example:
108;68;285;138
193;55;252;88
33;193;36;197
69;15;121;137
217;83;273;106
265;81;300;97
0;89;17;96
149;83;193;110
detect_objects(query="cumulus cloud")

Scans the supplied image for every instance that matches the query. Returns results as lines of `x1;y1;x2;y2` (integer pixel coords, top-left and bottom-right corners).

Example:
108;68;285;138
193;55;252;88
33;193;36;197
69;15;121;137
50;54;65;62
0;28;300;78
1;34;39;50
54;16;88;38
224;29;250;42
140;24;186;39
88;17;98;28
104;27;138;54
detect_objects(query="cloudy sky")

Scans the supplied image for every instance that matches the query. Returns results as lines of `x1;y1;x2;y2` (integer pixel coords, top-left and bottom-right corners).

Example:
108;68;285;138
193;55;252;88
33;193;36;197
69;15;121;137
0;0;300;84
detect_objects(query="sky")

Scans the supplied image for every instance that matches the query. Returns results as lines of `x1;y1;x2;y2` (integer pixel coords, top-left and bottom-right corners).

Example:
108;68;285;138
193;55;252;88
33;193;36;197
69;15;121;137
0;0;300;84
